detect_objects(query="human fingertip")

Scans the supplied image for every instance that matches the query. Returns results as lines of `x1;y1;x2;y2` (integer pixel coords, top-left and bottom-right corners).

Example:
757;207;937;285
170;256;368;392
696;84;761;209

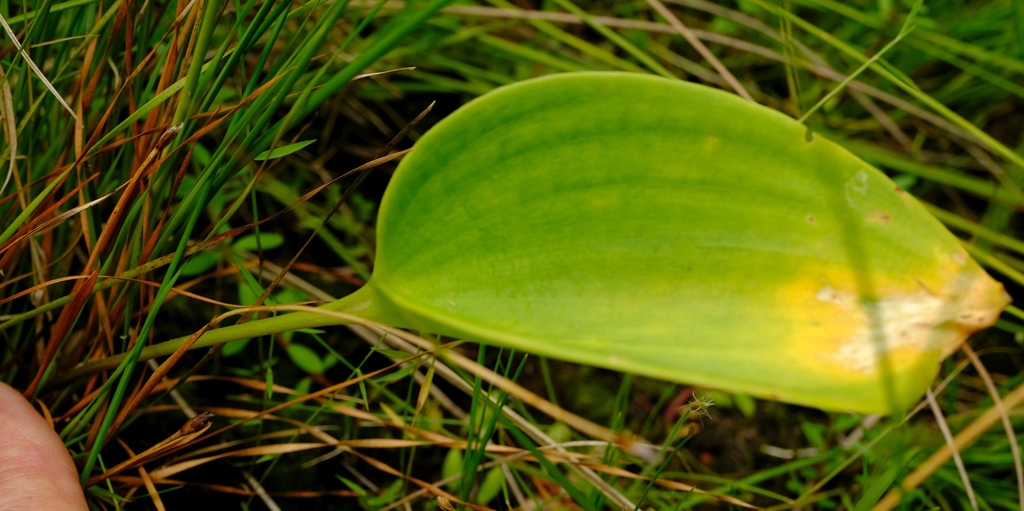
0;382;89;511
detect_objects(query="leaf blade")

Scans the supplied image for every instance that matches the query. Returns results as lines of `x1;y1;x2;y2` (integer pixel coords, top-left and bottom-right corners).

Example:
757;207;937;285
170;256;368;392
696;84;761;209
355;72;1009;414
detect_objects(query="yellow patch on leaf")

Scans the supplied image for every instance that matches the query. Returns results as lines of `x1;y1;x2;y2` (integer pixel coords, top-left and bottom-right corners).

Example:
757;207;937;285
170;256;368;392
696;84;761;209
780;250;1008;380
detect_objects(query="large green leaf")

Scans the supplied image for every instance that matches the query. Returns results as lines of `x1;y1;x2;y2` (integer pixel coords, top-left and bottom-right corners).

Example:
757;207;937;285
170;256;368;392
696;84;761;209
328;72;1008;414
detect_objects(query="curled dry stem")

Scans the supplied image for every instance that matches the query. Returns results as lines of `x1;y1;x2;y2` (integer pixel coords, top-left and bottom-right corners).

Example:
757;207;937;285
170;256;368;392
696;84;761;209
85;413;214;487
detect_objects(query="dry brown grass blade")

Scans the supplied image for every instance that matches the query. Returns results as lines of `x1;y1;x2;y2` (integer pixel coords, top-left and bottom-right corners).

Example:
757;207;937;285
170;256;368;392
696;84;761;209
118;439;167;511
55;379;105;423
0;275;91;306
171;257;271;291
149;374;307;396
34;397;55;428
14;149;404;356
0;176;110;255
86;413;213;487
72;14;97;159
0;13;82;126
461;0;975;149
242;470;283;511
0;172;100;256
81;124;180;276
22;271;98;396
283;67;418;100
381;326;655;459
108;323;215;435
192;399;464;471
109;475;361;498
152;68;291;160
138;148;194;267
0;64;17;201
923;389;978;510
644;0;754;102
75;2;193;159
962;344;1024;509
193;340;434;441
104;275;253;308
240;302;628;462
148;403;600;464
0;160;75;209
346;448;495;511
353;0;682;32
148;442;331;480
74;304;650;509
48;270;396;390
143;405;342;447
58;284;641;508
168;428;319;459
329;403;453;443
88;125;169;156
582;462;763;509
38;168;402;391
377;437;759;510
323;406;626;464
873;380;1024;511
378;442;554;511
339;321;639;508
120;346;511;508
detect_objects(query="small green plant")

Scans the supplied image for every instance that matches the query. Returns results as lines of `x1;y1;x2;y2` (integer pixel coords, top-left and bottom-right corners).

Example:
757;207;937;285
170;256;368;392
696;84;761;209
68;72;1009;415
